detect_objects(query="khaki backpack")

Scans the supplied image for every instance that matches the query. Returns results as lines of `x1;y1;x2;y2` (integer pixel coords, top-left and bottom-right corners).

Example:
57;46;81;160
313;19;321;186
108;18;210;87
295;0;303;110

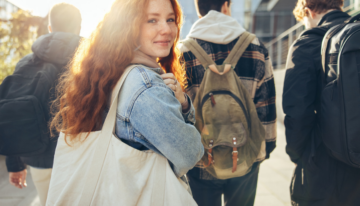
182;32;265;179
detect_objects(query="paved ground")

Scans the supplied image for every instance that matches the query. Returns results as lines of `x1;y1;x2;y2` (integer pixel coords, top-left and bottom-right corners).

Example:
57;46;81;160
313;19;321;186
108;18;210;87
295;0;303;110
254;69;294;206
0;69;292;206
0;156;40;206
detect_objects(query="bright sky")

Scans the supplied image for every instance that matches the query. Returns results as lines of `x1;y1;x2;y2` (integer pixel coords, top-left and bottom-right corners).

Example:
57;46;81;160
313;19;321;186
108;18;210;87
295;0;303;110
9;0;115;37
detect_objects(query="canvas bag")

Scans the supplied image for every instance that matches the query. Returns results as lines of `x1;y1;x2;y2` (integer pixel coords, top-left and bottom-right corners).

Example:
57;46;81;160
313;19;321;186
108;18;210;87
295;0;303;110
46;65;197;206
182;32;266;180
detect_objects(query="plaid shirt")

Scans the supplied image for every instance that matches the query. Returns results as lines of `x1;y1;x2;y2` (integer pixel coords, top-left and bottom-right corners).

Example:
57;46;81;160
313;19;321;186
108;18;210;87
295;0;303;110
180;36;277;180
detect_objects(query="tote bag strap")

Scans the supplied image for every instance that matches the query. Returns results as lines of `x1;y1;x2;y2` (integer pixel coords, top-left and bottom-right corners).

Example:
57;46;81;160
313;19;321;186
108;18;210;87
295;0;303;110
79;65;138;206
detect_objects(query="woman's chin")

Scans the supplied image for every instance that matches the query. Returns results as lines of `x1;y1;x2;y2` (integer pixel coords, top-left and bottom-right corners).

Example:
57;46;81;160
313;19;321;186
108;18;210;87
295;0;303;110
155;51;172;58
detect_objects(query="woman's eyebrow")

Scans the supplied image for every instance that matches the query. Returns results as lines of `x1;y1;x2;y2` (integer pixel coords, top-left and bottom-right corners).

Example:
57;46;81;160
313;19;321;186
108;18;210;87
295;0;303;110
147;12;175;17
148;13;161;16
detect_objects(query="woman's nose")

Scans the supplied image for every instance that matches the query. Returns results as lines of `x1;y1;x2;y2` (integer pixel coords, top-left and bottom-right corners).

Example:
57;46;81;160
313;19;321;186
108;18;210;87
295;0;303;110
159;21;172;35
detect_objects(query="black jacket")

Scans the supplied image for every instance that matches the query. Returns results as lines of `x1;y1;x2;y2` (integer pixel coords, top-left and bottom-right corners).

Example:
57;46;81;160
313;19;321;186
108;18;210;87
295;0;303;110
6;32;80;172
283;10;360;205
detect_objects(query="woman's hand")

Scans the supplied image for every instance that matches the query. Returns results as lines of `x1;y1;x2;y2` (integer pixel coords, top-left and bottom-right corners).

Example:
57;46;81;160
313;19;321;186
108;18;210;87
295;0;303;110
161;73;186;104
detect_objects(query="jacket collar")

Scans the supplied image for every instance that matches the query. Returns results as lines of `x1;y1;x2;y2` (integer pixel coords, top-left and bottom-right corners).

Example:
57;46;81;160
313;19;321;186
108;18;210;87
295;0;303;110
132;64;164;75
318;10;350;27
131;50;160;69
186;10;246;44
130;50;164;75
32;32;81;65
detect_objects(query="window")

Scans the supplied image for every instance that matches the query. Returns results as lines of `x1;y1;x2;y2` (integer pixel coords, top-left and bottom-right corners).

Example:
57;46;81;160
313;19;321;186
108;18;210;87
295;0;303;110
255;15;271;35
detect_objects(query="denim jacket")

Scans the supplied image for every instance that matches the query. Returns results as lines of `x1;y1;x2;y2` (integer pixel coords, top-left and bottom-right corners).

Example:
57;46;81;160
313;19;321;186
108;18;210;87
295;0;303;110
115;65;204;177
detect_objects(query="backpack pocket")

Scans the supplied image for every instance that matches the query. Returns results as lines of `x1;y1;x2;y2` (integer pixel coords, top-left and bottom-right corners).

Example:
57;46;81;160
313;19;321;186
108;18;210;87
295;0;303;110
200;91;249;147
0;95;49;156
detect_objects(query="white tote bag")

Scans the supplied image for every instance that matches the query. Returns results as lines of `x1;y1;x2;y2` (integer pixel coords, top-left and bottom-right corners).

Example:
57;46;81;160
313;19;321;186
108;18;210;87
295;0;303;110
46;65;198;206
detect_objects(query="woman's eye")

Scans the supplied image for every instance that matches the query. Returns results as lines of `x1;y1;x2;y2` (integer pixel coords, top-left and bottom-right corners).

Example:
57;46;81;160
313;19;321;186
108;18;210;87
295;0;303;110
148;19;156;23
167;18;175;22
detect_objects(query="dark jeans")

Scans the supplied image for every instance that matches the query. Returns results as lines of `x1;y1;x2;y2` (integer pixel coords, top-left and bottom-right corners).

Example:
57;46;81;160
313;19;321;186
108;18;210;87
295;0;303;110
188;163;260;206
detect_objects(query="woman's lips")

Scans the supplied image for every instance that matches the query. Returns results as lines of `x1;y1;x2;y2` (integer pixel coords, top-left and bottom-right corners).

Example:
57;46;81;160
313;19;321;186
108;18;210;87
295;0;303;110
154;41;171;47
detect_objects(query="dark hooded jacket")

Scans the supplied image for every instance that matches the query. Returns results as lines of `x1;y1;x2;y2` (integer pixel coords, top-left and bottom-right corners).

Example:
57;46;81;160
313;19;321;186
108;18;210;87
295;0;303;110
6;32;81;172
283;10;360;205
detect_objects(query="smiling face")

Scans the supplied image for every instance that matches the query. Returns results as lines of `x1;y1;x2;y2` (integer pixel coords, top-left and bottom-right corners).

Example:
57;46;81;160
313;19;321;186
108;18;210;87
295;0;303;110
138;0;178;60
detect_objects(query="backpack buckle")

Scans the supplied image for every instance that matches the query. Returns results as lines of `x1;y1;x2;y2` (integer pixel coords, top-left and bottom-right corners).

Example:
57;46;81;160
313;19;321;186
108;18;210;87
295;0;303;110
232;142;238;173
233;137;237;145
204;148;214;167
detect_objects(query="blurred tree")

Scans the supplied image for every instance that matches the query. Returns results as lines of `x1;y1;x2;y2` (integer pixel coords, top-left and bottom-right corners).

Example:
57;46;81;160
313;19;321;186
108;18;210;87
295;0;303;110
0;9;48;83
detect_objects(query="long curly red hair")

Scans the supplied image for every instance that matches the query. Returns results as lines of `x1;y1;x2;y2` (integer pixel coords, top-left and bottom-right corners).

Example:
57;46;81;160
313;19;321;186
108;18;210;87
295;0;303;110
51;0;184;143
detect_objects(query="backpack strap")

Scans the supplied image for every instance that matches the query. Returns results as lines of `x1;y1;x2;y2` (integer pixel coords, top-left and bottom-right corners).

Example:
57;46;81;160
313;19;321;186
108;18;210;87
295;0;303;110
223;32;256;68
182;32;256;75
182;38;216;70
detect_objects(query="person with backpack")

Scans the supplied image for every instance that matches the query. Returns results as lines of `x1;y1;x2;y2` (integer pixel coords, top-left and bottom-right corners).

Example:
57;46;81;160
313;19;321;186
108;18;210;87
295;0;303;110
283;0;360;205
0;3;81;205
179;0;277;205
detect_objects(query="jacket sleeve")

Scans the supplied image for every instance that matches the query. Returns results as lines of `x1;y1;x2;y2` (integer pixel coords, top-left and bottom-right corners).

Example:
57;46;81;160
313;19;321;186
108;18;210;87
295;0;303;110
283;39;319;163
254;45;277;158
6;156;26;172
129;86;204;177
181;94;196;125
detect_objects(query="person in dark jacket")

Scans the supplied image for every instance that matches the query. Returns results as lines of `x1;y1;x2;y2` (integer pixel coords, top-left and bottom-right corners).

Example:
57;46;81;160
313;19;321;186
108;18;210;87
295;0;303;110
283;0;360;205
6;3;81;206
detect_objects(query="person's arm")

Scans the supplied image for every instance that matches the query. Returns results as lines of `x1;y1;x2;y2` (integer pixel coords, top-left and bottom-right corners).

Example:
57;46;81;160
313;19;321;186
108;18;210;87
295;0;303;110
283;39;319;163
129;86;204;177
6;156;26;172
254;46;277;158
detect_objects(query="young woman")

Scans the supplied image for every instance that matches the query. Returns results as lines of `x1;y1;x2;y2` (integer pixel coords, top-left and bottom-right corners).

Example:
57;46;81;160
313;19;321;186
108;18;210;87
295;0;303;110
49;0;203;200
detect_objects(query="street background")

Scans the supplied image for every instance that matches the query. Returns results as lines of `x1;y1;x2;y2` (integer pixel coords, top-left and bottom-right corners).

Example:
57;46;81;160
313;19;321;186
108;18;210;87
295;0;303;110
1;0;360;205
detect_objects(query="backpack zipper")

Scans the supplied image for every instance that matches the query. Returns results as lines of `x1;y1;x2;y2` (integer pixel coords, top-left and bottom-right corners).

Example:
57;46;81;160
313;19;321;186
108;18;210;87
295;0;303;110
301;168;304;185
200;90;251;129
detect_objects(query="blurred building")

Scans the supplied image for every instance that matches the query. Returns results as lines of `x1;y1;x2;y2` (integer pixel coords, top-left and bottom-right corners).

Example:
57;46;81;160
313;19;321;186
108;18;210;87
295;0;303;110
178;0;354;43
250;0;297;44
177;0;296;43
345;0;352;7
0;0;20;20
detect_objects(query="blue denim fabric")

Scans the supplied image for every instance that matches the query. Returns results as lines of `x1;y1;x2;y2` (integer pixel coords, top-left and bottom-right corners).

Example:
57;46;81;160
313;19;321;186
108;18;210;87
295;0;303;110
115;65;204;177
